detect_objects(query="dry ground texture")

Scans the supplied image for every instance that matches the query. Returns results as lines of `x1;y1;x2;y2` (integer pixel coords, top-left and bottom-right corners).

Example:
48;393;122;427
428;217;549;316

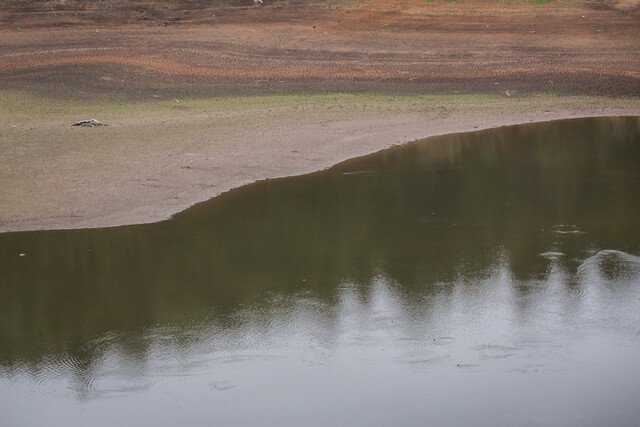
0;0;639;231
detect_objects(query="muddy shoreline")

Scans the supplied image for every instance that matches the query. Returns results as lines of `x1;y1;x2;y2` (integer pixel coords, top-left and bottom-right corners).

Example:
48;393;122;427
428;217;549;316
1;93;638;233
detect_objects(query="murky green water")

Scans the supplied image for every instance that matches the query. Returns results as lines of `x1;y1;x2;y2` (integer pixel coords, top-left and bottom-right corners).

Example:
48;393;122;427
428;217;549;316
1;117;640;426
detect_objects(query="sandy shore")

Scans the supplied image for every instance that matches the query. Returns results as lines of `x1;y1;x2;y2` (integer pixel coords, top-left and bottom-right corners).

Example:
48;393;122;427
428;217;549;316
1;92;638;232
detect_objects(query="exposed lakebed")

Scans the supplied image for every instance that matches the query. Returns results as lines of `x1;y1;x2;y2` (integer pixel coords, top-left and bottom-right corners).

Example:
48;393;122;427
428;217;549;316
1;117;640;426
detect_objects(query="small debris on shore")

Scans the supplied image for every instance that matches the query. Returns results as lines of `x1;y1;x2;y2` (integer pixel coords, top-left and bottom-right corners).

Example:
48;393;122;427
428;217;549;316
72;119;107;127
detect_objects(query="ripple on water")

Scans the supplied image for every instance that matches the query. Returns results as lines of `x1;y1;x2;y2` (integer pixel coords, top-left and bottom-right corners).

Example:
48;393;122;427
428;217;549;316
455;363;482;372
551;224;586;235
70;379;151;400
563;282;586;298
341;170;379;176
539;251;565;260
397;354;451;367
577;249;640;282
33;353;85;387
209;380;237;391
473;344;519;360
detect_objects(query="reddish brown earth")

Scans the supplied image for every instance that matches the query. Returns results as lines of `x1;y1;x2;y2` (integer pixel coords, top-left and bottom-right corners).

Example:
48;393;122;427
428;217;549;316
1;0;639;98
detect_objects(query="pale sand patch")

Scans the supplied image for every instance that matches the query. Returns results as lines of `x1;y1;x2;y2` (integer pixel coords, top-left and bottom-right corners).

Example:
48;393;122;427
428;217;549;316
1;93;638;232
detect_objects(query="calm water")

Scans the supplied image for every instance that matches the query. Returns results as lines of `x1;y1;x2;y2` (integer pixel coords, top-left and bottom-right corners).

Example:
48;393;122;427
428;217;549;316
1;117;640;426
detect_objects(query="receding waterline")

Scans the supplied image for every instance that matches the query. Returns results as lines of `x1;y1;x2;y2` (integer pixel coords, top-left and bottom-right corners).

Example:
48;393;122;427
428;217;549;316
1;116;640;426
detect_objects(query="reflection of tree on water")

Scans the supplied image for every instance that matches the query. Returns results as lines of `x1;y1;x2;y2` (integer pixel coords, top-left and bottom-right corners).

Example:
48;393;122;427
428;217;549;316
1;116;639;400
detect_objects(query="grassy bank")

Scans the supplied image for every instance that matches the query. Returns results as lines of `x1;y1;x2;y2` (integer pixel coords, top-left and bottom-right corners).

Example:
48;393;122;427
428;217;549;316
3;91;639;123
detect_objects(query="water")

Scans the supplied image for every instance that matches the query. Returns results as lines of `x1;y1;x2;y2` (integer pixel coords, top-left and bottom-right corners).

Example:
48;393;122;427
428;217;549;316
1;117;640;427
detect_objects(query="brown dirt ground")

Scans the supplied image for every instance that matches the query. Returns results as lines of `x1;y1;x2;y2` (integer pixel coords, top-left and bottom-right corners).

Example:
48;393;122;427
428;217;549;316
1;0;639;97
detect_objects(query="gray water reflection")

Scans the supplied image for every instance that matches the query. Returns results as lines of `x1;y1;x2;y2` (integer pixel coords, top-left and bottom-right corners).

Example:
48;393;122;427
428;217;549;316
1;117;640;426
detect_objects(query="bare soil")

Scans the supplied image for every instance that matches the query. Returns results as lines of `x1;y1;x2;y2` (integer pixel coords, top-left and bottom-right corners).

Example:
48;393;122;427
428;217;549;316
1;0;639;97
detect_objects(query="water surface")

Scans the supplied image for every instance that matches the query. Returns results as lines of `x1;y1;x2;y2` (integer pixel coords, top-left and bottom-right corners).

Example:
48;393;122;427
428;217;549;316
1;117;640;426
